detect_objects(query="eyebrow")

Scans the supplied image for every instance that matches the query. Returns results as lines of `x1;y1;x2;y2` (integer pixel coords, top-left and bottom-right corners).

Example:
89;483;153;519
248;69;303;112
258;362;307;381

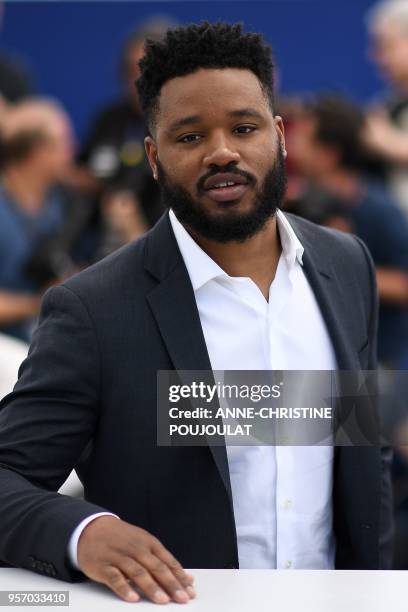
167;115;201;134
167;108;265;134
228;108;264;121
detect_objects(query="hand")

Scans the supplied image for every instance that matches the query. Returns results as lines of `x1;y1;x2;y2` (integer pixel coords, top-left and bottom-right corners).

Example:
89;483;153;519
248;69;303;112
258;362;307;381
77;515;196;604
364;110;408;163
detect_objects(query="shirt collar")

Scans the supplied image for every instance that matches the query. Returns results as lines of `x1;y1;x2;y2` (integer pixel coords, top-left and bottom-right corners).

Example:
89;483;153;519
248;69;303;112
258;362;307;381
276;208;304;268
169;208;304;292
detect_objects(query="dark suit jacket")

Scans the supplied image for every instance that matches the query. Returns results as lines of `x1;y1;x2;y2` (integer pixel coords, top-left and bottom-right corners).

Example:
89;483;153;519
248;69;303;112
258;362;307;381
0;211;393;580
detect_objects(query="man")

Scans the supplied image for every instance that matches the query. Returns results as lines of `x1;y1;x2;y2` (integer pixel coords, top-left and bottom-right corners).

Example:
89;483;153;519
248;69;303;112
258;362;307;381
76;18;176;227
0;22;392;606
79;16;176;182
289;94;408;367
0;99;90;342
365;0;408;216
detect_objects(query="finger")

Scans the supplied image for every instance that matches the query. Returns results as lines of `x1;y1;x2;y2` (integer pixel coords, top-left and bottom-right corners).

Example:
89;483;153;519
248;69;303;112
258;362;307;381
151;538;195;583
118;557;184;604
139;553;194;601
152;541;196;594
103;565;140;603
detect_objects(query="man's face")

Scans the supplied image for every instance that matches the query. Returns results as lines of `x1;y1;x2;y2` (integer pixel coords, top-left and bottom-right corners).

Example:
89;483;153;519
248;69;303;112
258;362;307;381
21;111;74;182
36;113;74;181
370;21;408;91
145;68;287;242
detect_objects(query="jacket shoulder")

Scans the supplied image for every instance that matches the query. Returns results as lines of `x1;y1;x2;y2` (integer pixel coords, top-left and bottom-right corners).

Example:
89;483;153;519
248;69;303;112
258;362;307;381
284;211;374;268
62;233;150;300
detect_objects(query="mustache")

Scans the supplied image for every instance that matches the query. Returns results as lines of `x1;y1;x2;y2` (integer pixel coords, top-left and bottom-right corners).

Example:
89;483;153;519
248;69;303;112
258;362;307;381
196;165;256;193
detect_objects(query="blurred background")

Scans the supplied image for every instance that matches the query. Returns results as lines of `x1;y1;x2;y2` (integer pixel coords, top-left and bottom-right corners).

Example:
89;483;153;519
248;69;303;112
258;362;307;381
1;0;408;567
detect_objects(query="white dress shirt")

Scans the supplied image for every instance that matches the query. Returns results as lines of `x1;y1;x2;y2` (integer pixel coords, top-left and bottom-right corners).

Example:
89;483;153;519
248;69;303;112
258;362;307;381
68;208;337;570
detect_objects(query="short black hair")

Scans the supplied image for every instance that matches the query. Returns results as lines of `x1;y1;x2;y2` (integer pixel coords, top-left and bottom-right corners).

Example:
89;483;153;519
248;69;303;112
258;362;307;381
136;21;275;134
306;95;367;171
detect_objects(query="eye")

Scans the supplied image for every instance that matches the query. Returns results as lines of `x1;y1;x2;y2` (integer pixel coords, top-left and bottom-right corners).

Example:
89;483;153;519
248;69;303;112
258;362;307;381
177;134;202;144
234;125;257;135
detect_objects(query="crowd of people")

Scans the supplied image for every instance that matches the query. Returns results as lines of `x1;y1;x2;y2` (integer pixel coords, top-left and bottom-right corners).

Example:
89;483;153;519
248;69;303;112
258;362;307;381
0;17;172;346
1;0;408;568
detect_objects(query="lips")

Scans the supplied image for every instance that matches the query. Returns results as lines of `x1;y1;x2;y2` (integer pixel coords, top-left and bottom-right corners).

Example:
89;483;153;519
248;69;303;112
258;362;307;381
204;172;248;191
203;172;250;203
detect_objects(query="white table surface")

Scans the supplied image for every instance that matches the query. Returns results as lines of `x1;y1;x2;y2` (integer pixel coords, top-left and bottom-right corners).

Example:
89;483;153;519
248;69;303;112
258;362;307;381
0;568;406;611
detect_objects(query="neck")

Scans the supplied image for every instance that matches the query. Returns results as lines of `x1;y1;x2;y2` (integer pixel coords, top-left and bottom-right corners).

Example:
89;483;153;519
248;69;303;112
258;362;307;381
315;167;361;201
2;165;50;213
187;215;282;300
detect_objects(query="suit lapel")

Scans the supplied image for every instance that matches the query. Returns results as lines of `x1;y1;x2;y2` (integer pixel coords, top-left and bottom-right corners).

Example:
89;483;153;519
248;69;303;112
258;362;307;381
287;214;360;370
144;213;233;500
287;215;366;458
146;265;212;372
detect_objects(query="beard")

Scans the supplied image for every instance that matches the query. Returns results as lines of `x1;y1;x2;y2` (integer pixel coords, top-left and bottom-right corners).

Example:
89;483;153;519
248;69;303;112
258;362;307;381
156;147;287;243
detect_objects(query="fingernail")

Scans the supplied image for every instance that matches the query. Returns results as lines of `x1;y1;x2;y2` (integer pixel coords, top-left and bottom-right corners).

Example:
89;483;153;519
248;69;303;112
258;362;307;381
127;590;139;602
154;590;170;604
175;589;189;602
186;585;196;598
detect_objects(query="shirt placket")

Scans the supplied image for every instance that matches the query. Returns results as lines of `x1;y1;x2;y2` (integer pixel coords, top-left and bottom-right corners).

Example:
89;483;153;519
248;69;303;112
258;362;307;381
268;256;296;569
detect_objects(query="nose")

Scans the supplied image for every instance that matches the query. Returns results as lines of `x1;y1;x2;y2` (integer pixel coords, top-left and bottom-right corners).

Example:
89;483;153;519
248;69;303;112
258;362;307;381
203;131;241;168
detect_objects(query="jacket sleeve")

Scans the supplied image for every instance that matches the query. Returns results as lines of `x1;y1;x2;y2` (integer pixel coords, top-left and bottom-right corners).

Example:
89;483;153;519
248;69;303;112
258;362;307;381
0;284;110;581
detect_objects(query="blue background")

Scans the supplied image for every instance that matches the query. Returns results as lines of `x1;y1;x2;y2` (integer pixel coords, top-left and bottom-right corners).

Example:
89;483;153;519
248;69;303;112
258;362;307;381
0;1;384;142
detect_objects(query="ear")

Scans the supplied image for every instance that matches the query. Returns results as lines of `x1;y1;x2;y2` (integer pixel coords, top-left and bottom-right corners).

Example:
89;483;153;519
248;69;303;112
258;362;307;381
274;116;287;158
144;136;158;179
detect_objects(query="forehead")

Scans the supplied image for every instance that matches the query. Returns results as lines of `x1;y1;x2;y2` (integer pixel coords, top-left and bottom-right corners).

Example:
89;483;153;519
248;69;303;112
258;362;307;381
374;18;408;41
4;106;67;139
157;68;271;129
43;113;71;139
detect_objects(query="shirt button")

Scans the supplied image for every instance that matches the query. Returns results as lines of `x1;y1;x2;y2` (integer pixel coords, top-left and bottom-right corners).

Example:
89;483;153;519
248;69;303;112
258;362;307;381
284;560;292;569
283;499;292;509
